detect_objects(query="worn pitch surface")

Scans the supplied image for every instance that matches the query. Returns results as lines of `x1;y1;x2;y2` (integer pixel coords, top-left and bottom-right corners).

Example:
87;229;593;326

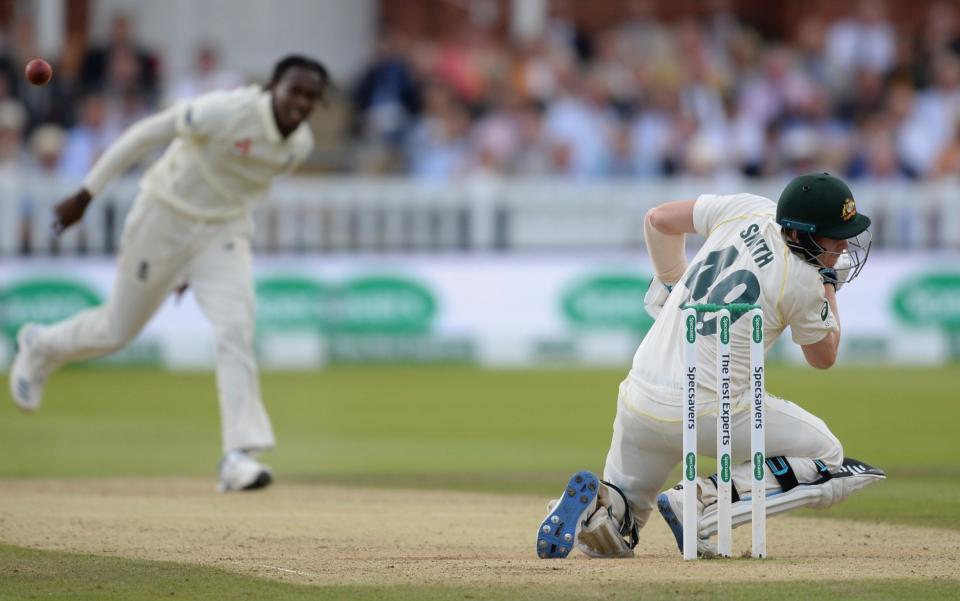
0;478;954;586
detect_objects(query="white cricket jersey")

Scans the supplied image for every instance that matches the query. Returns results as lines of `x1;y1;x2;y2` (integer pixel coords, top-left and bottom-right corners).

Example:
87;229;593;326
625;193;838;420
143;85;313;221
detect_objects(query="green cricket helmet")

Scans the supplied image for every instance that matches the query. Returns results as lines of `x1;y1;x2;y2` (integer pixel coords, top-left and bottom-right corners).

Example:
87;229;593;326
776;173;871;238
776;173;872;283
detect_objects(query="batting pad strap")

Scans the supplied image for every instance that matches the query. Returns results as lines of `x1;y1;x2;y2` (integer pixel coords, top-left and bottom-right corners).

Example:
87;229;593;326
709;474;741;503
810;458;832;483
765;456;800;492
698;485;822;538
602;480;640;549
576;511;635;558
698;457;888;538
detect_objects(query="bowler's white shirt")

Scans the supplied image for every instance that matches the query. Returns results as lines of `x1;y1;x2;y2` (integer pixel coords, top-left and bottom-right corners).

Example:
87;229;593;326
84;85;313;221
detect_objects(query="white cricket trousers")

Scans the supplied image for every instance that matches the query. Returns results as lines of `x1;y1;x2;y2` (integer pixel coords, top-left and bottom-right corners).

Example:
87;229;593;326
603;379;843;530
33;193;275;453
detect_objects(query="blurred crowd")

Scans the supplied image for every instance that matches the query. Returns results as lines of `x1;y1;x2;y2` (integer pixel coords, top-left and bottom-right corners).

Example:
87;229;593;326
3;1;960;185
352;0;960;182
0;13;243;188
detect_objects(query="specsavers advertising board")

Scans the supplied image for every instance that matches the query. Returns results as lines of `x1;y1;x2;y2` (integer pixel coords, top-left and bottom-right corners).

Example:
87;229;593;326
0;252;957;368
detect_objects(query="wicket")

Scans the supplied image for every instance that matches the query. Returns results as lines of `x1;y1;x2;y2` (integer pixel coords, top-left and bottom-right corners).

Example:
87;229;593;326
681;303;765;560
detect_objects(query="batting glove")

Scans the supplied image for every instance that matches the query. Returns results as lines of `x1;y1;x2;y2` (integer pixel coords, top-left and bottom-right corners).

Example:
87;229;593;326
644;276;674;319
818;267;839;291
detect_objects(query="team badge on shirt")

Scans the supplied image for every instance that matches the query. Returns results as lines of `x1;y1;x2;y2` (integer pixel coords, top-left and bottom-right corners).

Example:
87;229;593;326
234;138;252;156
821;301;829;321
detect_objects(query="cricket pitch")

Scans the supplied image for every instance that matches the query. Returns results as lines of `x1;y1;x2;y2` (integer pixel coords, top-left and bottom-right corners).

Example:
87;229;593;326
0;477;955;586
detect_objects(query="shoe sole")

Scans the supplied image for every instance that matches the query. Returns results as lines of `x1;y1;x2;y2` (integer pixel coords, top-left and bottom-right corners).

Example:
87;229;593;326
10;325;39;412
536;470;599;559
220;470;273;493
656;492;685;554
242;470;273;491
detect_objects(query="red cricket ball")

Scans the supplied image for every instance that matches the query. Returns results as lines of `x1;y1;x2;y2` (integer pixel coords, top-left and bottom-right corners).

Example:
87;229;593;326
25;58;52;86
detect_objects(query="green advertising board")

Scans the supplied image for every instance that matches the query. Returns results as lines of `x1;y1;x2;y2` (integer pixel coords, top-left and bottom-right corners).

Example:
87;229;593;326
255;276;327;332
255;274;452;363
892;272;960;328
257;275;436;335
0;278;102;340
892;271;960;359
561;273;654;332
328;276;436;334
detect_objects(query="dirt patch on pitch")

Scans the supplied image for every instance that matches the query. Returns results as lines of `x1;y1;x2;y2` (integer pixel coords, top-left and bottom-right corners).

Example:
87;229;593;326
0;478;956;586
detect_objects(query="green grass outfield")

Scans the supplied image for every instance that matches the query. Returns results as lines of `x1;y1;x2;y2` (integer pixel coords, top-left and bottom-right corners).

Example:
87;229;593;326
1;365;958;600
3;543;960;601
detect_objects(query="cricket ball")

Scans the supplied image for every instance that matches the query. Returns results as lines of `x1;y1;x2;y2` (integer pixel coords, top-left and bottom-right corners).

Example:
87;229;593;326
25;59;52;86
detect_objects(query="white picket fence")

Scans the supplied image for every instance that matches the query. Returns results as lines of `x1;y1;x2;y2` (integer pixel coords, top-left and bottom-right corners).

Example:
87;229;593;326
1;174;958;255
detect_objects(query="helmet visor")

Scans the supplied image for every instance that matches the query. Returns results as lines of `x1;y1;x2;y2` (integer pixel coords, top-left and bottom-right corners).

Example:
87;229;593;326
833;229;872;285
785;228;873;284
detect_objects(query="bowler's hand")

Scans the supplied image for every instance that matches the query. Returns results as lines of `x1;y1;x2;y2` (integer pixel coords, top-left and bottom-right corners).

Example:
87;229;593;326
53;189;92;236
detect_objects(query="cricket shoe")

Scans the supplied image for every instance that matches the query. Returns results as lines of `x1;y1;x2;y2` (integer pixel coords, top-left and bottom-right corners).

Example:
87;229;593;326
536;470;600;558
9;323;54;412
656;485;717;558
218;450;273;492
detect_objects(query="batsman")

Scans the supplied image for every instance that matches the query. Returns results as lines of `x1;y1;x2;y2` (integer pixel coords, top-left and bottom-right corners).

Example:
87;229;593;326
537;173;886;558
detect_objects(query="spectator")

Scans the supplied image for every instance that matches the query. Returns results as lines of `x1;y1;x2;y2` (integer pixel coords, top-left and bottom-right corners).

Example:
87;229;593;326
433;24;496;107
546;0;593;64
80;13;160;102
732;46;815;172
57;94;121;184
472;88;525;174
629;86;683;176
3;2;960;185
513;36;564;103
898;53;960;176
407;83;472;181
850;113;914;179
167;44;244;103
1;18;71;128
0;100;25;170
617;0;673;67
543;71;617;178
911;1;960;89
28;124;65;173
509;100;552;176
0;100;28;254
825;0;896;85
932;121;960;176
592;29;639;114
700;0;744;59
352;31;422;148
793;17;832;87
19;124;67;254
